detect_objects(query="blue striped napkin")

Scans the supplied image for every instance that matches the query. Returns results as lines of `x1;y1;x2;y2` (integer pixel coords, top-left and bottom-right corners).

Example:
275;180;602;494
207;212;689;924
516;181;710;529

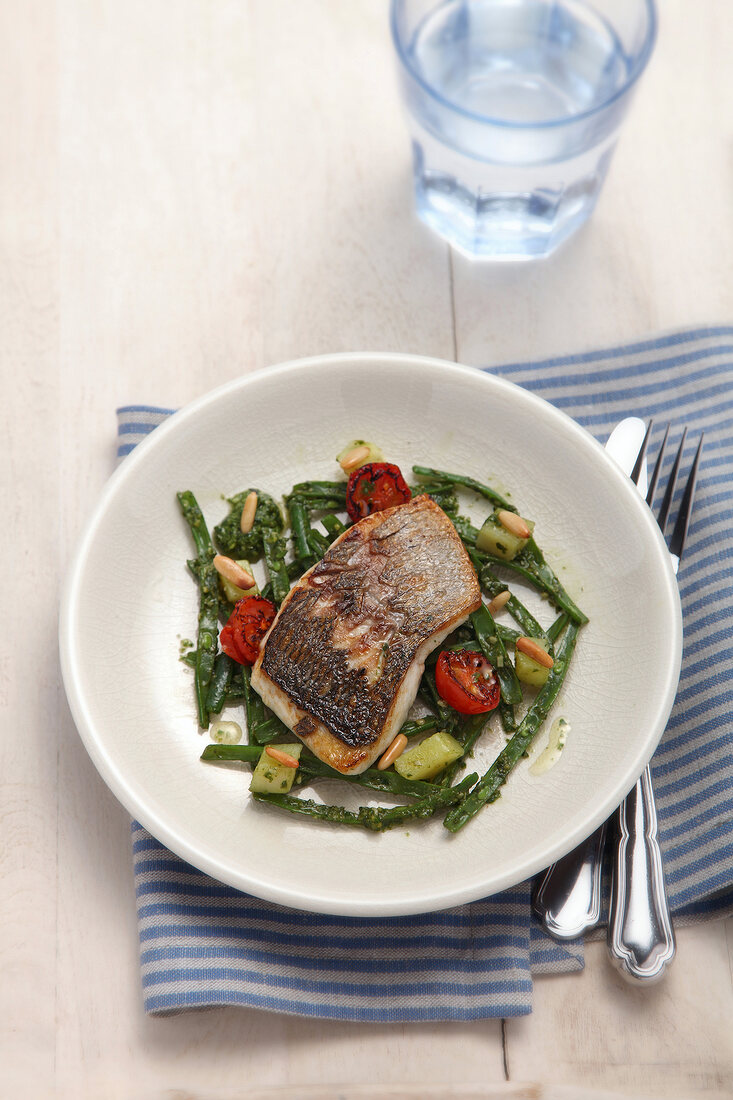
121;326;733;1019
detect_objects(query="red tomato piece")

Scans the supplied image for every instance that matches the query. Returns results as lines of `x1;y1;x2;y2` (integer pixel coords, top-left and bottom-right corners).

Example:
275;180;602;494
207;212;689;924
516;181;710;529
435;650;500;715
220;596;276;665
345;462;411;521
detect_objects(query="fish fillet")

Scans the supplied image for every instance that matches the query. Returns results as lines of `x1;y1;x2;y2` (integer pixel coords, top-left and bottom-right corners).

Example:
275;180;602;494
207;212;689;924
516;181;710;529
251;494;482;774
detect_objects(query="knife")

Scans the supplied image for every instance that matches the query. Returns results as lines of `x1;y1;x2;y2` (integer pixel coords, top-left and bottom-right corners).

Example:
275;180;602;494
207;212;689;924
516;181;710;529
531;418;650;941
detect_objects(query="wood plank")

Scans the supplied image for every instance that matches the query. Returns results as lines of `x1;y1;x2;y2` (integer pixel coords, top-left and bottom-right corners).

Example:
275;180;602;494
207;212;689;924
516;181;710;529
506;924;733;1098
48;2;491;1097
250;0;454;364
0;2;59;1095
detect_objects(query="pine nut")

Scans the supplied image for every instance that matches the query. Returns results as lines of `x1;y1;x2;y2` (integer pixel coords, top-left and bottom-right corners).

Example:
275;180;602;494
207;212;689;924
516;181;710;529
516;637;554;669
339;444;371;473
213;554;256;590
497;509;531;540
240;491;258;534
265;746;300;769
487;590;511;615
377;733;408;771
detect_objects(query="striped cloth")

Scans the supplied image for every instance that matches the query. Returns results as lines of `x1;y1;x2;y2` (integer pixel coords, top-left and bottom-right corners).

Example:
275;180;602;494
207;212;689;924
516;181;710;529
121;326;733;1019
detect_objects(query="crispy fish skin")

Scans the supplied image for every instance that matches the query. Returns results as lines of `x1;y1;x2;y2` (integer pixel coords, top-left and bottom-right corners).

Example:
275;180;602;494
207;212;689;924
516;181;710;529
251;495;481;774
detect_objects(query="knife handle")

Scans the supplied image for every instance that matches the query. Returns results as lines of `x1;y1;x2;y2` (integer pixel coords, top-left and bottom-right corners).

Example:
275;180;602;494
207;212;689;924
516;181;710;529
607;765;676;982
532;823;607;939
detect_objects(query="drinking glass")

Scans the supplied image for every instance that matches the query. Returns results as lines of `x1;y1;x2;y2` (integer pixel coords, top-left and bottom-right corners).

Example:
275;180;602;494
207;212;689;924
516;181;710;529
391;0;657;260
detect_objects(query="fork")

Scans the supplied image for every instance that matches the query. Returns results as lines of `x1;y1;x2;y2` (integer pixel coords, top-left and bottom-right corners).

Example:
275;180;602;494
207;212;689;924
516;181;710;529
532;423;704;981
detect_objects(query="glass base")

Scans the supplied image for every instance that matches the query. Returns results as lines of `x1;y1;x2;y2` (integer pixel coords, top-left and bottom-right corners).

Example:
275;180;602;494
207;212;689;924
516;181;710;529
411;141;614;260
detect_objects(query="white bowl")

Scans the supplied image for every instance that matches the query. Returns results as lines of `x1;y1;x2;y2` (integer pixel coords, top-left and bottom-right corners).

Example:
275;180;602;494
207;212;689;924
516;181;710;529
59;353;682;916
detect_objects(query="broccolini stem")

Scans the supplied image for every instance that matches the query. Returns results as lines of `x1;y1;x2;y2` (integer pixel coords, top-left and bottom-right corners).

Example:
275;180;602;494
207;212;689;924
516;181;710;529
412;466;514;511
253;773;478;832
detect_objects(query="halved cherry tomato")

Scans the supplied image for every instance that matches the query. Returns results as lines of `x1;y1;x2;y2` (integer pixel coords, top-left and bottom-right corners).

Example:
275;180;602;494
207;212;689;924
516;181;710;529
435;650;500;715
220;595;276;665
345;462;411;521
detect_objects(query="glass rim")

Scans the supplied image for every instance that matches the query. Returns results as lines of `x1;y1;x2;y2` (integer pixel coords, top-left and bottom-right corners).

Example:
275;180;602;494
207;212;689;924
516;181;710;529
390;0;658;130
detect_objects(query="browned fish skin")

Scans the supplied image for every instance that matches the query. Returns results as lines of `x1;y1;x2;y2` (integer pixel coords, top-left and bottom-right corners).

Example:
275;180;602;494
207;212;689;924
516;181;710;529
255;495;481;757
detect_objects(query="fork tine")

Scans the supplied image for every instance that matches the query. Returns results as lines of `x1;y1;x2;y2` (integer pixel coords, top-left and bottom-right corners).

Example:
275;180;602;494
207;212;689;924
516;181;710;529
657;428;688;534
631;420;654;488
646;423;670;507
667;434;704;561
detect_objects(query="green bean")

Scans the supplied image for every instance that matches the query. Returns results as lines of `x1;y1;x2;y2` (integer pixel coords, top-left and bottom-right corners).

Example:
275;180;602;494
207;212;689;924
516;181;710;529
479;545;587;625
546;612;570;646
205;653;235;714
479;568;548;642
307;528;331;558
262;528;291;606
253;773;478;832
242;665;288;745
201;743;262;763
399;716;441;740
286;496;315;563
443;623;579;832
321;514;347;539
419;667;460;733
412;466;514;511
290;481;347;504
201;741;450;800
499;701;517;734
177;491;218;727
439;713;490;786
470;604;523;706
177;490;215;559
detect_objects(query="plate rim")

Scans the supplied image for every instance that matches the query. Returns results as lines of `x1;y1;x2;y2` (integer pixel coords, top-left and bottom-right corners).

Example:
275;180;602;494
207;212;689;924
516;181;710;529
59;351;683;915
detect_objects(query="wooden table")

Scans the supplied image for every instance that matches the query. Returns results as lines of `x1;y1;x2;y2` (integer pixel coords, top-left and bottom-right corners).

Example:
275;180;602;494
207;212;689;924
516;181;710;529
3;1;732;1096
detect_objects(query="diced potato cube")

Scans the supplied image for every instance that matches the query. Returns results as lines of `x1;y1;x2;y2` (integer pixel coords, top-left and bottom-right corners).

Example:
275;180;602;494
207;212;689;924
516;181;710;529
394;731;463;781
249;743;302;794
476;512;534;561
220;559;259;604
515;638;551;688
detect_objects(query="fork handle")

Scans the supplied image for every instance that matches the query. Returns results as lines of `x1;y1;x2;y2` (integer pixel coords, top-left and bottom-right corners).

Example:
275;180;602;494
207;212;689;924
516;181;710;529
532;823;607;939
607;765;676;982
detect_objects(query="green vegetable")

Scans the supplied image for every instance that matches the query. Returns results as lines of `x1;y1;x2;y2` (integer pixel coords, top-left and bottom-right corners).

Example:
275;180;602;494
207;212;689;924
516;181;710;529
286;496;314;562
262;528;290;605
177;491;219;728
213;489;284;561
219;559;258;604
201;743;262;763
443;623;579;832
290;480;347;506
205;653;235;714
321;514;347;540
253;773;478;832
476;511;534;561
336;440;384;467
241;664;291;745
394;731;464;781
470;604;523;706
479;569;548;643
515;638;551;688
250;743;302;794
200;743;443;800
412;466;513;511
